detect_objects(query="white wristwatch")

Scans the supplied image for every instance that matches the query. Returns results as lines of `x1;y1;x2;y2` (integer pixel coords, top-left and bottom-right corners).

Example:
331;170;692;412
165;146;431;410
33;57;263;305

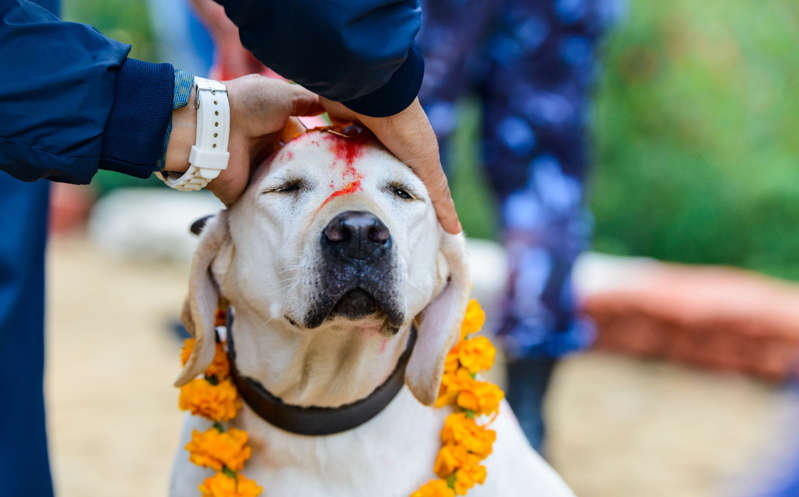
157;77;230;191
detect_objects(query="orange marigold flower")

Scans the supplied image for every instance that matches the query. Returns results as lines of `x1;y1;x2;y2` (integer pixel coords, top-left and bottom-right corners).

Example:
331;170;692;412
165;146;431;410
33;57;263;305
433;444;470;478
443;347;460;374
198;472;262;497
457;336;495;374
456;380;504;416
411;479;456;497
179;378;241;422
436;368;473;408
440;413;496;459
453;459;487;495
180;339;230;380
181;338;195;367
186;427;252;472
206;342;231;380
460;300;485;339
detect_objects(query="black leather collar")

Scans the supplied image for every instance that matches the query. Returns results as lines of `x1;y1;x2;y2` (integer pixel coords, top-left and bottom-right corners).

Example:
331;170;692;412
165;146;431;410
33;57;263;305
225;310;416;436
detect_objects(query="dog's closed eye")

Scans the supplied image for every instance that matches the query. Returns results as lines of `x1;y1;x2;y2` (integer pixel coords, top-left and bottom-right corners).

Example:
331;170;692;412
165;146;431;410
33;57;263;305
262;178;306;195
386;182;416;201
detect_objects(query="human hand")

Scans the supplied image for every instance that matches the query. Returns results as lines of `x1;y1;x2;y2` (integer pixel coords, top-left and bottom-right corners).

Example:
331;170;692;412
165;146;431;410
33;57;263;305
320;97;461;234
164;75;322;205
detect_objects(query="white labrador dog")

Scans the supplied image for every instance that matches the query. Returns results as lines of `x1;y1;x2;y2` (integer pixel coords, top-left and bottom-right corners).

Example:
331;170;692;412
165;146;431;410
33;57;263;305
170;128;576;497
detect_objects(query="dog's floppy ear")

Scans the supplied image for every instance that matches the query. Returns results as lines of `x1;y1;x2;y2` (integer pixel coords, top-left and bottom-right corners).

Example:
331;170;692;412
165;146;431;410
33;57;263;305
406;232;471;405
174;211;230;387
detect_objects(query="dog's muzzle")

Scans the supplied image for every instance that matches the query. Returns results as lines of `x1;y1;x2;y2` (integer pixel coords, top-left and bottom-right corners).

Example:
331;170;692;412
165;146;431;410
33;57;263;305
304;210;402;329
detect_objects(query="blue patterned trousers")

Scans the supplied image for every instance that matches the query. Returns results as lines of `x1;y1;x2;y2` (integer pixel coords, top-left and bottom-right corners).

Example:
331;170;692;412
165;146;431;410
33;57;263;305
418;0;622;449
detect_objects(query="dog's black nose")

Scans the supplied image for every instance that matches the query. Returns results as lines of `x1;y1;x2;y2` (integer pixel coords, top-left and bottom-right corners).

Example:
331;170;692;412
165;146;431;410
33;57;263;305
322;211;391;260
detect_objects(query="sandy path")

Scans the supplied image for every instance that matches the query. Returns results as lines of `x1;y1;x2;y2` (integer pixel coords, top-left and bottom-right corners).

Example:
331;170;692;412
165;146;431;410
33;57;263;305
46;236;791;497
548;353;789;497
47;236;188;497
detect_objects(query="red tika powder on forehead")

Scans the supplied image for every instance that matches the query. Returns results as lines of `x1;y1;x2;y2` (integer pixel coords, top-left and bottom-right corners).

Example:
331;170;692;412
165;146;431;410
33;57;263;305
327;133;366;167
267;123;378;224
256;123;375;185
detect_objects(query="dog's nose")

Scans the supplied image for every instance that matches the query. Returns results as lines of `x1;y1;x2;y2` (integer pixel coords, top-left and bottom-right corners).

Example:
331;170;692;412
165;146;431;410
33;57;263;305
322;211;391;260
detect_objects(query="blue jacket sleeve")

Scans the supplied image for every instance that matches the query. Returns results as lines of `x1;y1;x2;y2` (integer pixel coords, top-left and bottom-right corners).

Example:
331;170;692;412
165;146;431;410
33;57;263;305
0;0;174;183
218;0;424;117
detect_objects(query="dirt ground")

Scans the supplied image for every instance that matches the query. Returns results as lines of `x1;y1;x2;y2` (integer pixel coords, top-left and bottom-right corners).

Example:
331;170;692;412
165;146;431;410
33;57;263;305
46;236;797;497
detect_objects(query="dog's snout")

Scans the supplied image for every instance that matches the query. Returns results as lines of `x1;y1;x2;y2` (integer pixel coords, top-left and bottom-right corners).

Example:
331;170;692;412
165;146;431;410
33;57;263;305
314;210;398;326
322;211;391;260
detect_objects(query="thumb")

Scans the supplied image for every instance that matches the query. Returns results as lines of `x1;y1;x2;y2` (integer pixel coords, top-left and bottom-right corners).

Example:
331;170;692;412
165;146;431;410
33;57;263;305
290;87;324;116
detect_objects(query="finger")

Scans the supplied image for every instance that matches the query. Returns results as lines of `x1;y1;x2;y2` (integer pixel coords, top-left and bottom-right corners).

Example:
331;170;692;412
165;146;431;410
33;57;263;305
291;95;324;116
289;87;324;116
432;184;462;234
410;156;462;234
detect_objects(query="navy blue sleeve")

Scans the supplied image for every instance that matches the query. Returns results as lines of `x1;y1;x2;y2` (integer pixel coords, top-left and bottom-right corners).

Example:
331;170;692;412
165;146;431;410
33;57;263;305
0;0;174;183
218;0;424;117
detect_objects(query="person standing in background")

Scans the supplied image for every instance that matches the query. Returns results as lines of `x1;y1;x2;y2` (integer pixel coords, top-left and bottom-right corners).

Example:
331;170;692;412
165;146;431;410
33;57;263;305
146;0;215;76
416;0;624;451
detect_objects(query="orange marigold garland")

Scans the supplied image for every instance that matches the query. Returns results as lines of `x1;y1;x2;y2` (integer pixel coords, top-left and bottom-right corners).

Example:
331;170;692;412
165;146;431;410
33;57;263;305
178;309;262;497
412;299;504;497
177;300;501;497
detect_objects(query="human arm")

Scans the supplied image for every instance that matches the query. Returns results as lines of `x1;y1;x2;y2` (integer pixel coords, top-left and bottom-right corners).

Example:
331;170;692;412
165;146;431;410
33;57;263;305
0;0;172;183
0;0;320;204
214;0;423;117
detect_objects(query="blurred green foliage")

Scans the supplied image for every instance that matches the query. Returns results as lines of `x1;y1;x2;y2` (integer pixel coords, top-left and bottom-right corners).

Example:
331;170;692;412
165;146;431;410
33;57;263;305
63;0;157;61
449;98;498;240
65;0;799;278
591;0;799;279
455;0;799;280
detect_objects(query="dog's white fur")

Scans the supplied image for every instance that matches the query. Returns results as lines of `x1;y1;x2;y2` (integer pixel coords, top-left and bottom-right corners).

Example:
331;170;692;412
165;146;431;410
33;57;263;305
170;131;576;497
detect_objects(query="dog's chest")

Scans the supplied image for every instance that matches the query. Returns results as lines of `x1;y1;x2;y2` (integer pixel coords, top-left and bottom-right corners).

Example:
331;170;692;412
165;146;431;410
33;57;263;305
237;388;449;497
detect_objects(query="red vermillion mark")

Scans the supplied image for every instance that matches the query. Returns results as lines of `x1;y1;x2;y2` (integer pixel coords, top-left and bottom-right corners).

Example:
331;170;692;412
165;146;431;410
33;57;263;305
312;179;363;220
328;134;366;166
308;133;371;224
325;133;369;182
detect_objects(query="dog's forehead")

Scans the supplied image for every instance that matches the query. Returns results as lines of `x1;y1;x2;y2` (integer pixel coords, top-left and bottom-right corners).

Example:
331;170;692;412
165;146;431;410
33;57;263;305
252;131;414;186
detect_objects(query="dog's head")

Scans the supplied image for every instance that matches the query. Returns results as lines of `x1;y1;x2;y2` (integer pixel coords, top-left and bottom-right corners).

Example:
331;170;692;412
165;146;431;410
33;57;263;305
176;128;470;405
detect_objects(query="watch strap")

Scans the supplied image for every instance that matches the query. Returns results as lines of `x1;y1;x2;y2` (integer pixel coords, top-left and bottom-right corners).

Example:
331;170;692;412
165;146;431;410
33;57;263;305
157;77;230;191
